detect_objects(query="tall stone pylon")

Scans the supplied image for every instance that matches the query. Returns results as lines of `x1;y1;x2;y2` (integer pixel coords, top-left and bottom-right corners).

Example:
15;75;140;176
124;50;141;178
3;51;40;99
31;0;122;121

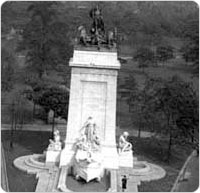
59;47;120;169
60;6;120;169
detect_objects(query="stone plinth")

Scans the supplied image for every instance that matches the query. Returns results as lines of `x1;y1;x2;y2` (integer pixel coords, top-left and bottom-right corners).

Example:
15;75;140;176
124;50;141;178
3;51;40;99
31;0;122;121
46;151;61;164
119;151;134;168
73;160;103;182
60;48;120;169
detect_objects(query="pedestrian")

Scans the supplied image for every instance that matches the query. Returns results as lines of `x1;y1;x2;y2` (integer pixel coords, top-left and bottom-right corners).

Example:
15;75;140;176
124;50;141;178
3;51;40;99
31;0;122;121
121;175;128;192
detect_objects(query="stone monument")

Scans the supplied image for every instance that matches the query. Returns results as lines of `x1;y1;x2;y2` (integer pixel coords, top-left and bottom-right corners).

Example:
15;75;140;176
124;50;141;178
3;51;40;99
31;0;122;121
46;130;62;164
59;5;120;170
13;6;166;191
118;131;134;167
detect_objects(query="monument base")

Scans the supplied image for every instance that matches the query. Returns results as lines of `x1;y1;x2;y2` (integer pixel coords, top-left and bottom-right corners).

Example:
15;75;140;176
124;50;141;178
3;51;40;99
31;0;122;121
59;144;75;167
119;151;134;168
45;150;61;164
60;143;119;169
73;160;103;182
102;145;119;169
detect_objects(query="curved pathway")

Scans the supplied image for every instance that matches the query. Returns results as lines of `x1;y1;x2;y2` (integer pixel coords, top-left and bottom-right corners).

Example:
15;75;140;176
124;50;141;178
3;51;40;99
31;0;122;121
1;145;9;191
173;153;199;192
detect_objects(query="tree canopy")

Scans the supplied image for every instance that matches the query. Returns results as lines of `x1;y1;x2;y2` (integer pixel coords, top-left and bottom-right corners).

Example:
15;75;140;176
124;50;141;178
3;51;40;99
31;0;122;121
1;48;16;92
25;83;69;121
17;2;72;79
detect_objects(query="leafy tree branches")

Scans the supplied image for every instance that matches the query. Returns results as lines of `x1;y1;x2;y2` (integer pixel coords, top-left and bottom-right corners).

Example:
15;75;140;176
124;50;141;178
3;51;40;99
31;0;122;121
181;11;199;74
1;48;16;92
24;83;69;122
125;74;198;160
156;45;174;64
145;76;198;159
17;2;72;79
134;47;155;70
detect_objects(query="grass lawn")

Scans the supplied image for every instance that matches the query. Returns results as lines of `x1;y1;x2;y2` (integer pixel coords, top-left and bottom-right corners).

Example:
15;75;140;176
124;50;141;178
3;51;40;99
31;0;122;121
2;130;192;192
1;130;51;192
129;136;193;192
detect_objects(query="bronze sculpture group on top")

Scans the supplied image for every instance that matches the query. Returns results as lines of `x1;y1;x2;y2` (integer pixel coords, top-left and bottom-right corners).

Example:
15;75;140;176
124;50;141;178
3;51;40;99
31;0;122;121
77;5;117;49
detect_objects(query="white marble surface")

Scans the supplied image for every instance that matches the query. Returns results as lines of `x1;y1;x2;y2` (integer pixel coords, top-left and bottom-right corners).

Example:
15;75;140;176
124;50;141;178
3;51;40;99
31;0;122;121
119;151;134;168
60;49;120;169
70;50;120;69
46;151;61;163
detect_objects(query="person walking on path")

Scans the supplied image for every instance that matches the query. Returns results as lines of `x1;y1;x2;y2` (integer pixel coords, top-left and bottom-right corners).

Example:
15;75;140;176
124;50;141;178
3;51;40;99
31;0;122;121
121;175;128;192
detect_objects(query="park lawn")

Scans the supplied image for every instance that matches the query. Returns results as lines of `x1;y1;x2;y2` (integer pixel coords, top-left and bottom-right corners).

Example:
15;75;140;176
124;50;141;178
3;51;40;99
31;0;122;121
121;59;198;91
1;130;51;192
129;136;193;192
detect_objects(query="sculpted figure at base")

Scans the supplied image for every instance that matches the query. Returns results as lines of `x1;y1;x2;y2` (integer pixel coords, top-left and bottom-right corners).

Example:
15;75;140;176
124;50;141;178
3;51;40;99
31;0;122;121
76;117;101;162
73;117;103;182
118;131;132;153
47;130;62;151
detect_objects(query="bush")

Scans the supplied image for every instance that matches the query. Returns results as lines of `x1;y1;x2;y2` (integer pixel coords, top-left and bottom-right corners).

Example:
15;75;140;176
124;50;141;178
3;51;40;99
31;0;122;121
134;47;155;68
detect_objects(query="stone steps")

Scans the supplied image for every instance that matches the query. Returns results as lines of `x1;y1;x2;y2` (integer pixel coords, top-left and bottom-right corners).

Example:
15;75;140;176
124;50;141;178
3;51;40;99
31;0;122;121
13;155;41;174
35;167;60;192
57;166;71;192
46;169;57;192
24;155;47;170
35;172;51;192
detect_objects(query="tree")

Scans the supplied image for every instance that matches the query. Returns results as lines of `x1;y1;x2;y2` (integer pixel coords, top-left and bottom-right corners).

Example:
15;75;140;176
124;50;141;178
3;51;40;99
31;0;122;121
1;48;16;92
120;74;155;137
145;76;198;160
156;45;174;65
17;2;72;79
38;86;69;119
25;84;69;134
181;14;199;74
134;47;155;71
132;89;152;138
120;74;138;112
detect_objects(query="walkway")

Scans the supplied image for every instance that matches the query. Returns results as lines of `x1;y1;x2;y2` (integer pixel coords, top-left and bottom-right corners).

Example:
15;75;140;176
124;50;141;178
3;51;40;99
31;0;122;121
173;153;199;192
1;144;9;191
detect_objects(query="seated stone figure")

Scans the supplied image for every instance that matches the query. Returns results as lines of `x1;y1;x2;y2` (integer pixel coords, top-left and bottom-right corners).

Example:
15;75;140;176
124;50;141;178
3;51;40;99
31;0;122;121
48;130;62;151
118;131;132;153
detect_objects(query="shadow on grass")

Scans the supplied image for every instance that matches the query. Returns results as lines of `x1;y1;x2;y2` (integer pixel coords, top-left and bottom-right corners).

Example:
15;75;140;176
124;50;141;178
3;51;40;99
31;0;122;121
128;136;192;192
2;130;51;192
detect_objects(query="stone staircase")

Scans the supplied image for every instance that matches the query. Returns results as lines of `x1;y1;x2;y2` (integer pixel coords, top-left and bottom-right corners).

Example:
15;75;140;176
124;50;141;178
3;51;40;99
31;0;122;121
35;168;60;192
118;167;140;192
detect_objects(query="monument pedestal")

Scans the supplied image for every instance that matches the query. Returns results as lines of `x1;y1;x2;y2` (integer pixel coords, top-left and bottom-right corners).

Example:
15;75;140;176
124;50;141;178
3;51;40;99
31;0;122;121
102;145;119;169
119;151;134;168
59;143;75;166
60;48;120;170
46;150;61;164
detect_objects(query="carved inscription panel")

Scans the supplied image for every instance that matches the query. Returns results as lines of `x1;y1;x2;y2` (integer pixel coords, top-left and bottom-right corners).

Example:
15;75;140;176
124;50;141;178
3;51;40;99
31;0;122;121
81;81;107;141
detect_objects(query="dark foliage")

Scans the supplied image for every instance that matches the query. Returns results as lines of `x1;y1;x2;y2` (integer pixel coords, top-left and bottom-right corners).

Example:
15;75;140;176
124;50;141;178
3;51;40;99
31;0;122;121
1;48;16;92
181;11;199;74
17;2;72;79
134;47;155;68
156;45;174;63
